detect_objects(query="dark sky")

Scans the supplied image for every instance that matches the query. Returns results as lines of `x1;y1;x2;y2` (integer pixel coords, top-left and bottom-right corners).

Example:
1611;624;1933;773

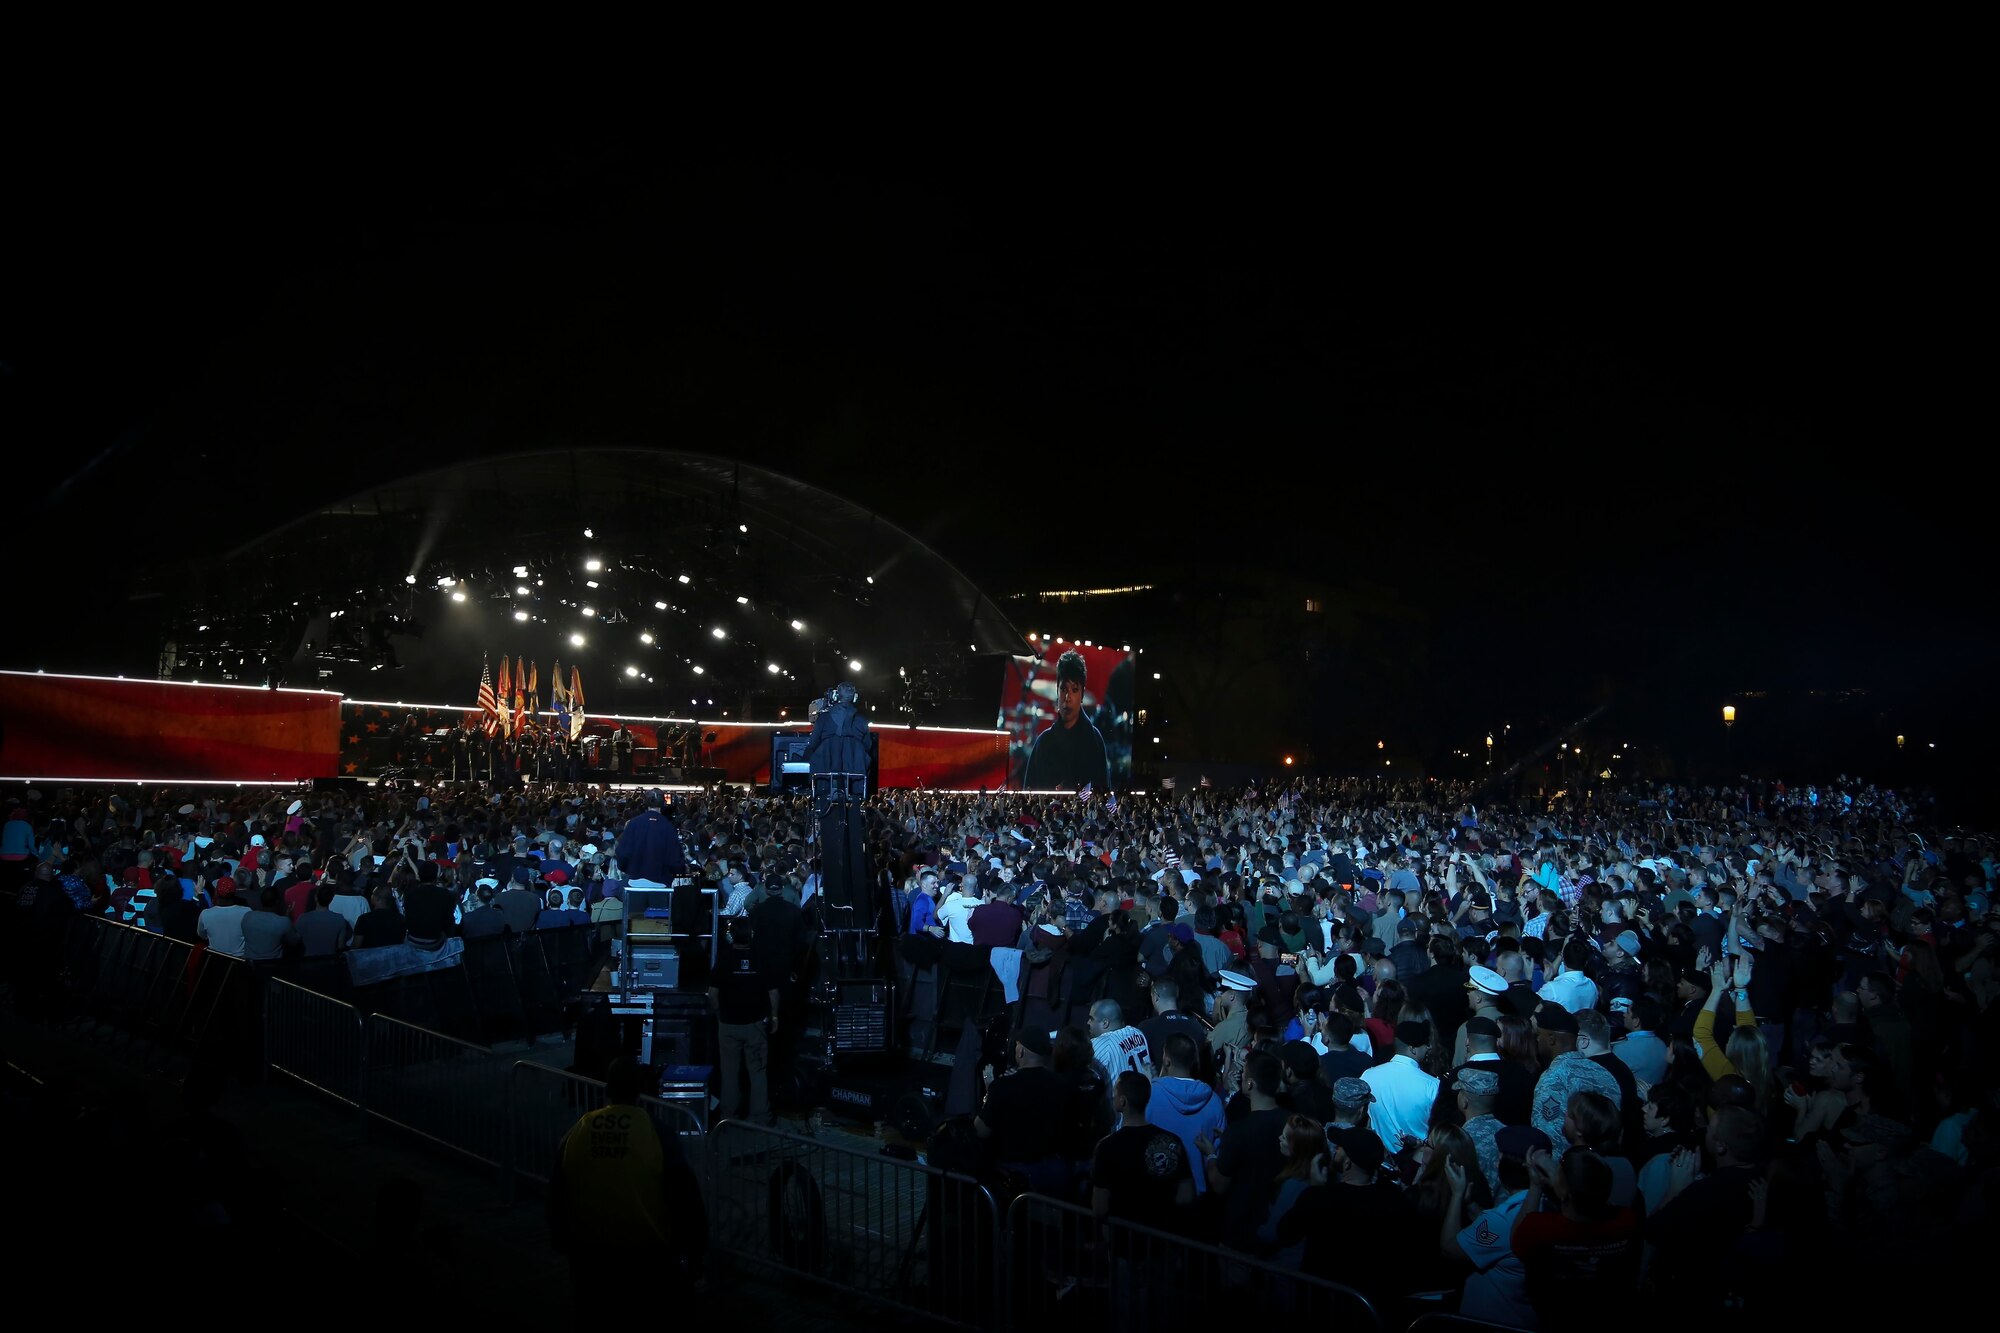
8;125;1991;775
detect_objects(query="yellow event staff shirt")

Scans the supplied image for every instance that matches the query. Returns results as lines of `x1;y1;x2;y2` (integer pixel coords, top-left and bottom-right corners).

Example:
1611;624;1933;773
557;1103;672;1247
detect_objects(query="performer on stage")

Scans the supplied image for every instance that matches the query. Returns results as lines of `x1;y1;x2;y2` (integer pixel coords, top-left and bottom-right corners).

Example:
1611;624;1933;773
452;721;477;783
611;723;636;780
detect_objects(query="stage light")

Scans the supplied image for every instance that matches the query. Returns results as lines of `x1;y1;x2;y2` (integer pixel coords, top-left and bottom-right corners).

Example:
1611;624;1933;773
625;666;639;677
451;591;466;602
739;523;749;533
692;665;705;674
583;528;593;538
1153;737;1160;743
711;627;726;639
581;606;595;617
640;633;654;644
517;585;530;595
767;663;781;674
1378;740;1386;749
198;624;209;631
791;620;805;631
656;601;669;610
1027;633;1037;641
437;577;455;588
585;580;598;588
736;596;749;604
514;566;528;577
849;659;863;672
1284;756;1294;766
515;611;528;621
1122;644;1130;651
586;560;601;571
404;574;416;584
866;575;875;584
1153;672;1161;680
570;633;585;647
677;574;691;584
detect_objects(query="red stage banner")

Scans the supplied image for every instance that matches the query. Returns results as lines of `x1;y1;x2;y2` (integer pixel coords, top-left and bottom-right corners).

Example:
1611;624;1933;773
0;672;343;782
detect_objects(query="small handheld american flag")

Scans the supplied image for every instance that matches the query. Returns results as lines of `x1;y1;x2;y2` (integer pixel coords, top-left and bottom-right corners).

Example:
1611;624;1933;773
1165;849;1181;869
1078;783;1093;801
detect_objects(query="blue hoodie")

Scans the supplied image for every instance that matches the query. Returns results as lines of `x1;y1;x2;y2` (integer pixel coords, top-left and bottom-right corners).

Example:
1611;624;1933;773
1145;1076;1227;1193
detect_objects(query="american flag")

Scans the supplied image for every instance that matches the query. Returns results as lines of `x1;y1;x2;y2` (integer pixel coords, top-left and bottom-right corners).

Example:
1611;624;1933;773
568;664;585;740
1078;783;1093;801
477;658;501;737
495;656;513;737
1165;849;1181;869
1106;793;1118;814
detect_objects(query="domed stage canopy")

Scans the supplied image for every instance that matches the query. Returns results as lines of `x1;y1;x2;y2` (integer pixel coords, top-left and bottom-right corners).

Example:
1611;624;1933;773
144;449;1025;726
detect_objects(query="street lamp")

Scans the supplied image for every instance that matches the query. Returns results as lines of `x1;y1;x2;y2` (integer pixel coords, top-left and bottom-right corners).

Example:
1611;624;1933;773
1722;705;1736;728
1896;734;1906;749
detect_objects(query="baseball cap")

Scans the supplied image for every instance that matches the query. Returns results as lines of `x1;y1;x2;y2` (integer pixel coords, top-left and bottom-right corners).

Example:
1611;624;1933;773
1278;1041;1319;1083
1466;966;1506;996
1462;1015;1500;1040
1015;1027;1054;1059
1534;1005;1578;1034
1332;1077;1373;1108
1495;1124;1553;1160
1395;1020;1432;1047
1327;1125;1386;1173
1612;930;1643;956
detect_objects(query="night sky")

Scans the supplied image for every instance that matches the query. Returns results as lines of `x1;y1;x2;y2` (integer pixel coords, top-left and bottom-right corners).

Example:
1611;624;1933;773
8;128;1991;790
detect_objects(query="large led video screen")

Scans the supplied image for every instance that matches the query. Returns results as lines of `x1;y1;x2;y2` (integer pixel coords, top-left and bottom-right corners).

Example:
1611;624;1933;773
998;642;1133;790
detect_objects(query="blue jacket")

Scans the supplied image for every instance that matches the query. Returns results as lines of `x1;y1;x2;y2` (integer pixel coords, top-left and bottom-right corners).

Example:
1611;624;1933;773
614;810;689;884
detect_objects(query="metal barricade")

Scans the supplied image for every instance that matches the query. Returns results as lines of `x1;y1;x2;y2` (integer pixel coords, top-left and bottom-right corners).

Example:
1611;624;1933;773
506;1060;706;1197
1003;1192;1383;1333
264;978;366;1108
361;1013;514;1180
706;1118;1001;1329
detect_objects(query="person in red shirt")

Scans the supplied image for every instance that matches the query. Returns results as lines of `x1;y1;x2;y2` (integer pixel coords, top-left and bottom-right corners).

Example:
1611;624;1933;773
1510;1146;1641;1328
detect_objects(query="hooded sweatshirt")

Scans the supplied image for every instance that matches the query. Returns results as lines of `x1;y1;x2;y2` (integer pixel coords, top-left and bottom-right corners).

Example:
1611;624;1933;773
1145;1075;1228;1193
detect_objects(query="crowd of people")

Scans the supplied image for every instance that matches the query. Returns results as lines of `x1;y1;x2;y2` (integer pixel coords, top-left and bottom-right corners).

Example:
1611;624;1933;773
5;770;1998;1326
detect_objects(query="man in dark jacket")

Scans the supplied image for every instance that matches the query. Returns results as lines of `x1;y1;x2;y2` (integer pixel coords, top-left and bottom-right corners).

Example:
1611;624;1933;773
615;791;689;888
804;682;872;779
1407;935;1472;1046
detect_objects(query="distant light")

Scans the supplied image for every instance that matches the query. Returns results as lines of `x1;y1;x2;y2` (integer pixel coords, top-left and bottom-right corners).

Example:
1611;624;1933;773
585;580;598;588
1385;760;1392;766
677;574;691;584
583;528;593;538
450;591;466;602
198;624;209;631
711;627;726;639
692;665;705;675
625;666;639;677
655;601;670;611
1152;737;1160;743
767;663;781;674
569;634;585;647
437;577;455;588
514;611;529;622
1122;645;1130;652
514;566;528;577
866;576;874;584
739;523;749;533
968;643;976;651
1929;742;1937;749
1284;756;1294;766
735;595;749;605
1378;740;1385;750
1152;672;1161;680
517;585;531;595
585;560;601;571
848;659;863;672
581;606;596;617
404;574;417;584
790;619;805;631
1027;633;1038;641
640;633;654;644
